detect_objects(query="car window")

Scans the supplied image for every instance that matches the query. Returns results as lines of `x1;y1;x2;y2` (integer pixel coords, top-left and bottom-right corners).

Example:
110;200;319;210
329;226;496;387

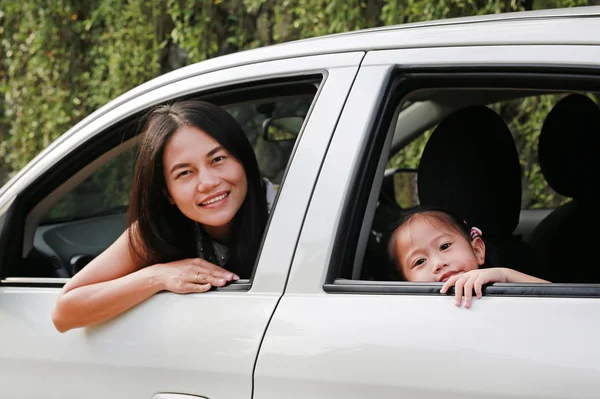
20;80;320;278
330;75;600;290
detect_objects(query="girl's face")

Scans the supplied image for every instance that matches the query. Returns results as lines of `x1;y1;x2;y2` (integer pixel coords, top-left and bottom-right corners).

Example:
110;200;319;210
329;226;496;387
163;125;248;242
393;214;485;282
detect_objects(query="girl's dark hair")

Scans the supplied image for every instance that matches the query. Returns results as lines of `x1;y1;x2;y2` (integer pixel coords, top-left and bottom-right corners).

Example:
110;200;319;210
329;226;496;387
386;205;498;279
127;100;268;278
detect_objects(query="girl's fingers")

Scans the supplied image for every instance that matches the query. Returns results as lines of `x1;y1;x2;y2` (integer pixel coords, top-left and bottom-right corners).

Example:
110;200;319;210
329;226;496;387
440;275;459;294
453;278;466;307
463;278;475;309
475;277;484;299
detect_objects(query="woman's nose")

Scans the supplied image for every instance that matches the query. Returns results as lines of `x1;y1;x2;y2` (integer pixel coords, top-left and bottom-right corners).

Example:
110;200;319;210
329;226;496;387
196;171;219;192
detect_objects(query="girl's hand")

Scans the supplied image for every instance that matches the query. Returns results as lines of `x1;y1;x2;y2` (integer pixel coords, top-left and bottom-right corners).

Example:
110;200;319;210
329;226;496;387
440;268;508;308
151;258;239;294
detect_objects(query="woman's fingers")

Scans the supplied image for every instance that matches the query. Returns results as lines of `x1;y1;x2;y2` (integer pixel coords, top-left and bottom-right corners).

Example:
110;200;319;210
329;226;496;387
191;271;228;287
181;282;212;293
159;258;240;294
190;258;240;281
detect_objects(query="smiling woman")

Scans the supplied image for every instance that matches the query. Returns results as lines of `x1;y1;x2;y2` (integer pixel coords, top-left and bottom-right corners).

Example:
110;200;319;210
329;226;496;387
51;100;271;333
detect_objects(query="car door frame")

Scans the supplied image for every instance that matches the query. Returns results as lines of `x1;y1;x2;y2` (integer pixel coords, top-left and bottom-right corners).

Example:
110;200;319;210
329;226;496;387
0;51;364;399
255;44;600;399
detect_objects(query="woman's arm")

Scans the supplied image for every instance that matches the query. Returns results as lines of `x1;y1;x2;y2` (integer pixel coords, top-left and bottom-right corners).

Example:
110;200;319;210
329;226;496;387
51;229;237;333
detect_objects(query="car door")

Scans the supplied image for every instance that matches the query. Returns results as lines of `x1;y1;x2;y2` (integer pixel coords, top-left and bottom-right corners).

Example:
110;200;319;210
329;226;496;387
0;52;363;399
254;38;600;399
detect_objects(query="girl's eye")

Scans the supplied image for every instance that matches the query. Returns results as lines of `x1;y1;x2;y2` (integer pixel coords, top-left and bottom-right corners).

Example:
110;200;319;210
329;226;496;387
440;243;451;251
413;258;426;268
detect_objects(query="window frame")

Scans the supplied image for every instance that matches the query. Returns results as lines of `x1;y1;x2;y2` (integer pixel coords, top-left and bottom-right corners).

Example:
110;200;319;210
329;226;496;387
325;67;600;298
1;75;324;286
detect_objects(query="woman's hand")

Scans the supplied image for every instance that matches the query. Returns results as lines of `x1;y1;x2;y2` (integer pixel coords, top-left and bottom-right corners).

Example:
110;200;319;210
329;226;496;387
151;258;240;294
439;268;508;308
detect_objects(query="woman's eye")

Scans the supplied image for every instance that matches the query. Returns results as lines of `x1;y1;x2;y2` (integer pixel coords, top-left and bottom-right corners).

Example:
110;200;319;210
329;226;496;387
212;155;225;164
176;170;191;178
440;243;451;251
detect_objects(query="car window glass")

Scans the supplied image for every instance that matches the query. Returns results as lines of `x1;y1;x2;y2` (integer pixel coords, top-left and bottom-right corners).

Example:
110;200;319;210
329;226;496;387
387;93;584;211
223;96;313;185
41;146;136;225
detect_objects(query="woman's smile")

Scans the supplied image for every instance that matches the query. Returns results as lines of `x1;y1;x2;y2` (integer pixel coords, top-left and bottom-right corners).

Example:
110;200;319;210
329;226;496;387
198;191;230;207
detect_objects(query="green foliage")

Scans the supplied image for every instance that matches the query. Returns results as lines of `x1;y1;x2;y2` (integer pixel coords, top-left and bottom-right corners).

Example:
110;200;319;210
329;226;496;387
0;0;594;210
0;0;162;174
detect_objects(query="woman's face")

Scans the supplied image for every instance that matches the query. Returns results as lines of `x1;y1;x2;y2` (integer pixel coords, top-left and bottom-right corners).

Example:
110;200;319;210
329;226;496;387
393;214;485;282
163;125;248;242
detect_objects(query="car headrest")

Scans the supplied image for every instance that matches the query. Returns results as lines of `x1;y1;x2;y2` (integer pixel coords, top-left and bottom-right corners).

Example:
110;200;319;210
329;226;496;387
418;105;522;237
539;94;600;200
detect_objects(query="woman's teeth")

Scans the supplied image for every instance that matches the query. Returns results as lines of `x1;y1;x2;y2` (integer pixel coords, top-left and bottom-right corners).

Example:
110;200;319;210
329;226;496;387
200;192;228;206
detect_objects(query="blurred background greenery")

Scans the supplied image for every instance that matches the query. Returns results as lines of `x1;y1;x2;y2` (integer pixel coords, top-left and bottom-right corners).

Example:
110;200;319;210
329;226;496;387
0;0;597;209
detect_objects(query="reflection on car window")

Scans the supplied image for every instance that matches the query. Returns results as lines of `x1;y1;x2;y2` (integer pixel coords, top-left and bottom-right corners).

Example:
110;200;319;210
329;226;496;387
387;93;588;211
41;147;136;225
224;96;313;185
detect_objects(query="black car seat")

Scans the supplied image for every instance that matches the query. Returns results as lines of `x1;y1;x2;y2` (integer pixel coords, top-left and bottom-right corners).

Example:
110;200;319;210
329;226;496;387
528;94;600;283
417;105;538;274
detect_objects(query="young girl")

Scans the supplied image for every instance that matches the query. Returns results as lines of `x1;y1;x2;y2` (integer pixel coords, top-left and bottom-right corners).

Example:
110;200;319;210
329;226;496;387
388;206;548;308
52;100;274;332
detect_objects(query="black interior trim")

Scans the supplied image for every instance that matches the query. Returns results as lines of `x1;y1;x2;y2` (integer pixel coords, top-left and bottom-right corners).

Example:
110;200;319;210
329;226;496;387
326;280;600;298
1;279;252;291
1;280;67;289
327;67;600;294
197;75;321;106
0;197;24;278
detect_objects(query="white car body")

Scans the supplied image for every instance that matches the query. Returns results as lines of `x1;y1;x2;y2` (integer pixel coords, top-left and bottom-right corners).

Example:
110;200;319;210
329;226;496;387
1;6;599;399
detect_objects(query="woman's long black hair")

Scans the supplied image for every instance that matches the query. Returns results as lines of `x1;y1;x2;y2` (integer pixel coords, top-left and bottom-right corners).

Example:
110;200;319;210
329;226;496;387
128;100;268;278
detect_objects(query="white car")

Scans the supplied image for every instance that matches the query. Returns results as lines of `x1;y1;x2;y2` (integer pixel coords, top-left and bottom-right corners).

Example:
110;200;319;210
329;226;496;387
1;6;599;399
